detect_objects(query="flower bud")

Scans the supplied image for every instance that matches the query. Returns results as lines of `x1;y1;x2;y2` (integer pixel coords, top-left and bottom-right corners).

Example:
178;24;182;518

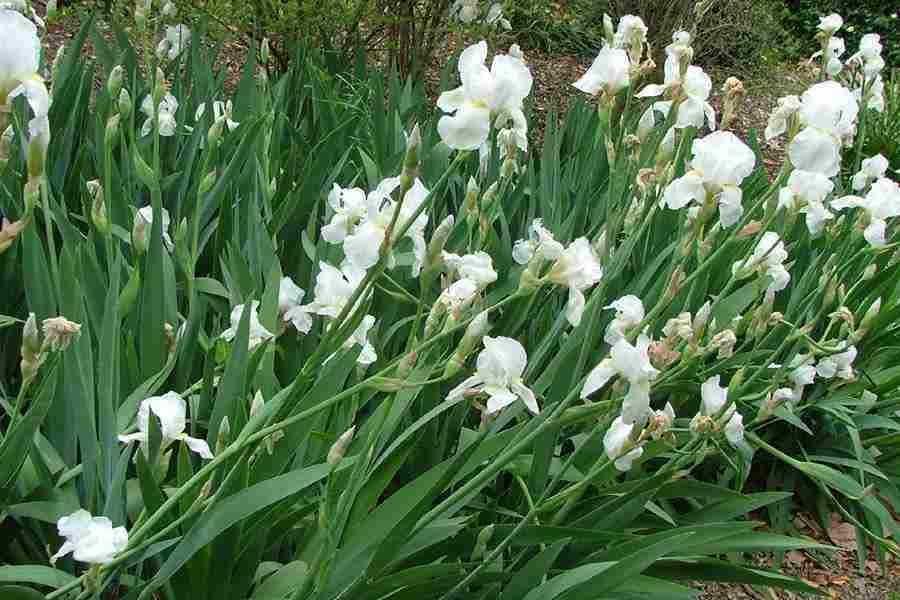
404;123;422;172
862;264;877;280
517;267;543;296
87;180;109;236
365;377;406;392
602;14;615;45
464;177;480;214
216;417;231;455
860;297;881;330
152;68;167;106
260;38;270;66
198;170;217;195
132;211;148;255
0;125;13;168
397;350;417;379
207;118;225;148
472;524;494;560
424;214;454;276
20;313;44;384
24;180;39;215
133;150;157;191
118;88;132;119
162;1;177;18
327;426;355;466
107;65;124;99
105;114;121;149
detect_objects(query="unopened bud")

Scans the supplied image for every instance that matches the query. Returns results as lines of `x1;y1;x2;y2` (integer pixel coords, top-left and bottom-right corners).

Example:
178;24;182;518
198;170;217;195
152;68;167;105
397;350;417;379
87;180;109;235
118;88;132;118
465;177;480;214
107;65;124;99
0;126;13;167
517;267;543;296
862;264;877;280
472;524;494;560
105;114;121;149
132;211;148;255
602;13;615;45
133;150;157;190
327;426;355;466
666;267;685;299
216;417;231;454
260;38;270;66
424;214;455;275
404;123;422;171
20;313;43;383
207;118;225;148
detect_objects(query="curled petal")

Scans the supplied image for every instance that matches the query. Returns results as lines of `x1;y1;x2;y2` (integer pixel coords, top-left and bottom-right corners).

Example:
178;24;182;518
181;435;214;459
581;359;616;399
512;380;540;415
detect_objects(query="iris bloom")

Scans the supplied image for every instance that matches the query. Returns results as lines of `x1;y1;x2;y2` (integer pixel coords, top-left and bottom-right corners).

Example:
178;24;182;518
194;99;240;131
764;95;801;142
448;336;539;415
693;375;744;446
573;47;631;98
220;301;275;350
732;232;790;296
118;391;213;459
442;251;497;288
512;219;564;265
141;93;180;137
279;276;310;333
323;178;430;275
290;261;377;364
546;238;603;327
604;295;644;344
831;177;900;247
816;344;857;380
156;24;191;61
0;10;50;177
777;170;835;235
784;81;858;177
661;131;756;227
604;416;643;472
51;510;128;566
851;154;888;192
582;334;659;425
436;41;532;151
133;205;173;251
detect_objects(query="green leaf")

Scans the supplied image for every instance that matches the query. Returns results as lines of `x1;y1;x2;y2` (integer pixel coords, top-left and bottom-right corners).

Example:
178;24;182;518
521;562;615;600
0;566;76;589
0;585;46;600
500;540;568;600
145;461;346;595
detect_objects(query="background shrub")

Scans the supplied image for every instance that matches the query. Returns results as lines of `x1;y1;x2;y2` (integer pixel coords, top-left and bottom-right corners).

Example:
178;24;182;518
778;0;900;65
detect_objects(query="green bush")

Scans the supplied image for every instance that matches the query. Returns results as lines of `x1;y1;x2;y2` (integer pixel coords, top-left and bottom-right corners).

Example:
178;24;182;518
778;0;900;65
